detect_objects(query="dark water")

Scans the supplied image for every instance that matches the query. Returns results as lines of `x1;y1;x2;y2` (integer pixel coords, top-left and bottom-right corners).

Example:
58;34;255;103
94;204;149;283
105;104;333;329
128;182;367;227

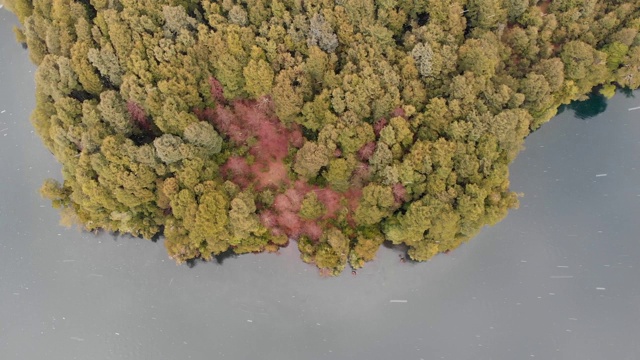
2;10;640;360
558;91;608;119
557;87;635;120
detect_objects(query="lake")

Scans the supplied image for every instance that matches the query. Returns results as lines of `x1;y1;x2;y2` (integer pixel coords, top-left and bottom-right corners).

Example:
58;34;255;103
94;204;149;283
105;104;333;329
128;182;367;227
1;10;639;360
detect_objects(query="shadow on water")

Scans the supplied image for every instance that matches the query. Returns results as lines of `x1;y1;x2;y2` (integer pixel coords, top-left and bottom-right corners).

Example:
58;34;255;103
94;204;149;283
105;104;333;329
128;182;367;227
557;90;608;120
183;249;239;268
100;230;453;270
104;226;243;268
382;240;419;264
619;87;636;98
214;249;238;265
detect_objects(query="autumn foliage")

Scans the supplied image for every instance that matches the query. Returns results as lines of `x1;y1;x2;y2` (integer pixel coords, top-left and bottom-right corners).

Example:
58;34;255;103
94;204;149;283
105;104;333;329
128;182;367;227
212;94;361;244
13;0;640;275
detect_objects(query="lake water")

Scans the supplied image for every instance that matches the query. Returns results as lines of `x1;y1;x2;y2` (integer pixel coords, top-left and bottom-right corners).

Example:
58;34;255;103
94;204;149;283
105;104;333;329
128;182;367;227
1;10;639;360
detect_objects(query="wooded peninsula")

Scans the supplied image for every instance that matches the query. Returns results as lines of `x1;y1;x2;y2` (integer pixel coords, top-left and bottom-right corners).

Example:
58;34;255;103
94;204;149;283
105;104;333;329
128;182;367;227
4;0;640;275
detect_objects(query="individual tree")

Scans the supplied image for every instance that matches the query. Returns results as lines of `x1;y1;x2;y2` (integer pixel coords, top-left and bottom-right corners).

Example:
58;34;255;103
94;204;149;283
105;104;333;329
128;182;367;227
308;13;338;53
299;191;326;220
183;121;223;154
293;142;330;179
153;134;185;164
354;183;395;226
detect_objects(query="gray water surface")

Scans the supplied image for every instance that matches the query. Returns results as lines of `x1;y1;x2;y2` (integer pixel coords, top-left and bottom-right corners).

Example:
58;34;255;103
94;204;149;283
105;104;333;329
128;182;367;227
1;11;639;360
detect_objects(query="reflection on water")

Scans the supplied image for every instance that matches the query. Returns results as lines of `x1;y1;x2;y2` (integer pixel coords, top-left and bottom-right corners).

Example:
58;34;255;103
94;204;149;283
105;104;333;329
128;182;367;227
558;91;608;119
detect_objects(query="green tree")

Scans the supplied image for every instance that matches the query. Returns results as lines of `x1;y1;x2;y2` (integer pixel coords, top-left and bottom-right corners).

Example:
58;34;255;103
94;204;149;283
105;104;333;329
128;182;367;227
243;58;274;98
323;157;353;192
354;184;395;226
98;90;133;135
153;134;185;164
294;142;330;179
458;36;501;78
299;191;326;220
561;41;597;81
183;121;223;154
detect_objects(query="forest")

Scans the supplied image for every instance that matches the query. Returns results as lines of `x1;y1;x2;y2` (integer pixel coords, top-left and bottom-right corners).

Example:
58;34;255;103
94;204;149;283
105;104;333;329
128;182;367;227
3;0;640;275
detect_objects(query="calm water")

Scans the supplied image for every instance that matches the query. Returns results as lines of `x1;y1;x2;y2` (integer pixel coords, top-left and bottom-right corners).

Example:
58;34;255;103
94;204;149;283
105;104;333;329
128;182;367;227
1;11;639;360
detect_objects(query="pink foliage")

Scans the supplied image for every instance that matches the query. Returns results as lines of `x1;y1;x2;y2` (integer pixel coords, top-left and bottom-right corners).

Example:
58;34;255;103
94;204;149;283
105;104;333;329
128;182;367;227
221;156;251;187
193;107;205;121
255;95;275;114
284;188;303;212
207;89;303;193
252;122;289;161
373;118;388;137
264;126;290;159
333;148;342;157
212;106;236;135
211;96;303;194
277;211;302;238
209;77;226;104
391;107;406;118
250;160;289;190
351;162;371;186
289;126;304;148
233;99;266;133
269;226;285;237
202;80;381;242
232;99;291;162
227;123;249;143
259;210;278;228
194;107;215;123
392;183;408;203
345;188;363;209
223;156;250;176
302;221;323;241
293;180;313;194
344;188;363;226
273;193;294;213
274;188;303;213
357;142;376;161
127;101;151;131
315;188;343;219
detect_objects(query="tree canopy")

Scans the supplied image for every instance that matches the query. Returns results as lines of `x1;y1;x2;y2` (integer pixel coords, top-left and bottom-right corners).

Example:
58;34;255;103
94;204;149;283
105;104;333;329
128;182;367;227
6;0;640;275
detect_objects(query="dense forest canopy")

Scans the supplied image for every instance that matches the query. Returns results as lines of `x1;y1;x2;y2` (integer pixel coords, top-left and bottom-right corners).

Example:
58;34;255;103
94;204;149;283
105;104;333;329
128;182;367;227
4;0;640;275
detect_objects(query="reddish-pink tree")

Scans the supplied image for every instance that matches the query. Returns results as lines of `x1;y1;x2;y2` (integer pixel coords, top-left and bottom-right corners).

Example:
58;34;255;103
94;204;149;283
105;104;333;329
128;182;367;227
391;107;406;118
289;125;304;148
211;106;236;136
357;142;376;161
194;107;215;123
350;162;371;187
221;156;252;188
227;123;249;143
273;193;294;213
302;221;323;241
392;183;408;203
209;77;226;105
314;188;343;220
283;188;303;212
277;211;303;238
373;118;388;137
259;210;278;228
127;101;151;132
